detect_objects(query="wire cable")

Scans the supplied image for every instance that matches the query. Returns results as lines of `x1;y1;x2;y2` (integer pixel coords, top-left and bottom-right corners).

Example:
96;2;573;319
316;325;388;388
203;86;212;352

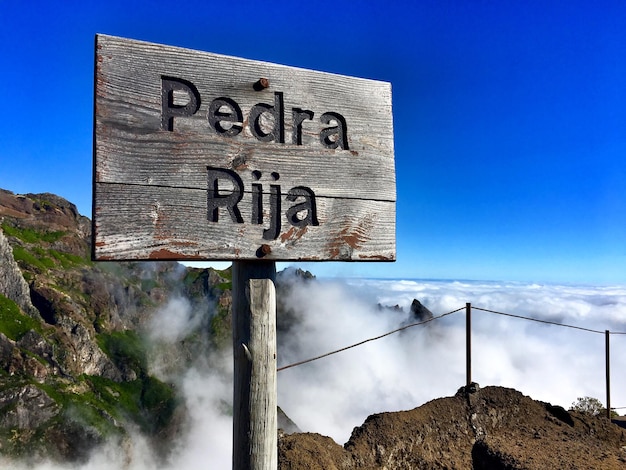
278;304;626;371
277;306;465;372
472;306;607;334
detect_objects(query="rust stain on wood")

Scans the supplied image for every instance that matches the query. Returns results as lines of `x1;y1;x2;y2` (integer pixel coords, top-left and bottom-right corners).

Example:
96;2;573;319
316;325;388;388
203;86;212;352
326;216;373;259
279;226;308;244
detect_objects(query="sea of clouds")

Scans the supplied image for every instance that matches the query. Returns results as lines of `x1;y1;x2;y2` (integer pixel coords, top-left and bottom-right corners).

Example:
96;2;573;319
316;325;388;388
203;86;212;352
5;277;626;469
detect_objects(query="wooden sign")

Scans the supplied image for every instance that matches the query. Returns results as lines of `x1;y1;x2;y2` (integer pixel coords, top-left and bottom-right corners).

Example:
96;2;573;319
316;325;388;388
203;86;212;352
93;34;395;261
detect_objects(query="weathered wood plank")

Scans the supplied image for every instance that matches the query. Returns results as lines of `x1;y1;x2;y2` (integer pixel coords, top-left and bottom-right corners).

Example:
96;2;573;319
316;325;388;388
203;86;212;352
93;34;395;261
95;134;395;201
93;183;395;261
95;36;394;144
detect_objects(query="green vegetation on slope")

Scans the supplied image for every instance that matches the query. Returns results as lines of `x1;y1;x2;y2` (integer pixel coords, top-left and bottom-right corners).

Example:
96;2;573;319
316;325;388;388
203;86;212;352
0;294;42;340
0;223;66;244
94;330;177;433
83;374;176;434
11;245;55;272
96;330;147;374
2;222;90;274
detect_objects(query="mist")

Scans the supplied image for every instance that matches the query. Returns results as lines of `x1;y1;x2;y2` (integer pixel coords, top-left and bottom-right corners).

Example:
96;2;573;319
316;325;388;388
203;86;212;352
3;277;626;468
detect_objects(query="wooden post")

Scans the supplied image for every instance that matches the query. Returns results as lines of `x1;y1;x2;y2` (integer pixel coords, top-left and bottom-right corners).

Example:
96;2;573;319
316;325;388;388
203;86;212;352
466;302;472;387
606;330;611;420
232;261;277;470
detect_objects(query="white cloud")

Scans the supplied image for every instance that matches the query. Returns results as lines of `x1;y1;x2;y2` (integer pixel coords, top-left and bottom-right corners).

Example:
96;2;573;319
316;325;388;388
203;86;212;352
5;278;626;468
146;296;202;343
160;364;233;469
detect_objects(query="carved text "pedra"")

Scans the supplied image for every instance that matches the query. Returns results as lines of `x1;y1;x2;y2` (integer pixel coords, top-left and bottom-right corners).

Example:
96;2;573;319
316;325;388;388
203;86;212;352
162;76;349;149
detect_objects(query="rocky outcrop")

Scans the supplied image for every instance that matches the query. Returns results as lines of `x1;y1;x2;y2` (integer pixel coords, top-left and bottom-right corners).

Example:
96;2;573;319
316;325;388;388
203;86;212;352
275;267;315;336
410;298;433;321
0;384;59;430
69;322;130;381
376;298;434;322
0;332;50;380
0;189;89;237
278;385;626;469
278;406;301;435
279;432;353;470
0;228;38;318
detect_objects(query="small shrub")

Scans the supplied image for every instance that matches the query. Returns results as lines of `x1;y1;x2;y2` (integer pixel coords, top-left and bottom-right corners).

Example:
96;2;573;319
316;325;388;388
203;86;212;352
140;278;159;292
570;396;614;417
83;374;176;434
36;380;121;437
140;376;177;432
209;306;231;349
84;374;143;417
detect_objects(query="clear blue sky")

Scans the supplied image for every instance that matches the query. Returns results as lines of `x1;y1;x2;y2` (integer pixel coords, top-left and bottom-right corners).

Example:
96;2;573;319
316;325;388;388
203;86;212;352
1;0;625;284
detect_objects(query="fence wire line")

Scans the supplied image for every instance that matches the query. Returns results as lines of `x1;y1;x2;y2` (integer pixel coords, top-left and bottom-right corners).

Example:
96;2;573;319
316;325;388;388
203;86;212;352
278;304;626;373
473;306;626;335
277;306;465;372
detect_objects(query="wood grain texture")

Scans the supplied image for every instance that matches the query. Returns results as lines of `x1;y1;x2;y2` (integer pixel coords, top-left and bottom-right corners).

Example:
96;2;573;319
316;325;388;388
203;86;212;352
232;264;277;470
248;278;277;469
94;34;396;261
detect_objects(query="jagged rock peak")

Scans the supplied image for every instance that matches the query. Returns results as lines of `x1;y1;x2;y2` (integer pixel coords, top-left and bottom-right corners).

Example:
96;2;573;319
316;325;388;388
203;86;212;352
410;298;434;321
276;267;316;285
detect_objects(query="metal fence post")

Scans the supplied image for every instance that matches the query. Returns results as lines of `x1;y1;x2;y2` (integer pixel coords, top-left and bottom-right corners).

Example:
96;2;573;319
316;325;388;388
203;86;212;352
606;330;611;420
466;302;472;387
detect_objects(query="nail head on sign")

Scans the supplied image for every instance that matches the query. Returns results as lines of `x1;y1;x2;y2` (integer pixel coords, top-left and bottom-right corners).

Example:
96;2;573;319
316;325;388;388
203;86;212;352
256;244;272;258
253;78;270;91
